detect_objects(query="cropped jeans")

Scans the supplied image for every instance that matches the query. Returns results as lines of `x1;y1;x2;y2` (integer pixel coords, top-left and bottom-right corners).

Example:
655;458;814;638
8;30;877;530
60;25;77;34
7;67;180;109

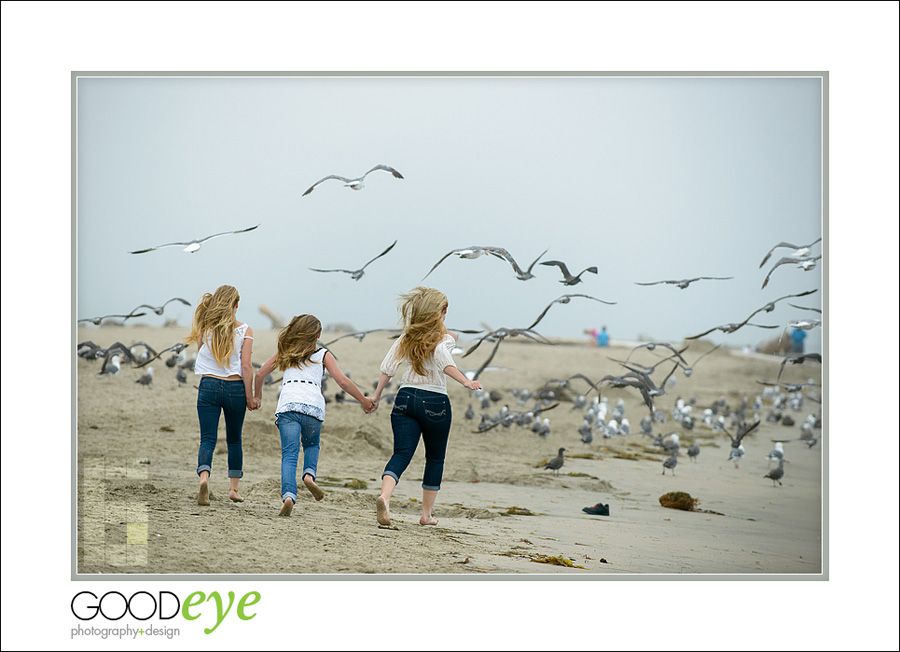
276;411;323;504
196;376;246;478
383;387;452;491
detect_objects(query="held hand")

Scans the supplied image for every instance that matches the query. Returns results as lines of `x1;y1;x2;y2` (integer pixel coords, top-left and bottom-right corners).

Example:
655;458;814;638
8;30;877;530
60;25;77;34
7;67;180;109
360;396;375;413
366;397;380;414
248;396;261;411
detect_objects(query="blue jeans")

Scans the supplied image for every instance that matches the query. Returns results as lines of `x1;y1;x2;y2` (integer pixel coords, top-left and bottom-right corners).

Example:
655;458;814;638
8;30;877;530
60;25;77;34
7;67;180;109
384;387;452;491
276;411;323;503
196;377;246;478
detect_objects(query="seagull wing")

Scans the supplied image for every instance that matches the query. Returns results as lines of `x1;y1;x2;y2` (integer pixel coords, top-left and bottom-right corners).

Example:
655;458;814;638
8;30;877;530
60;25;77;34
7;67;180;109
361;164;404;180
635;280;666;286
422;249;465;280
484;247;530;278
697;276;734;281
198;224;260;244
360;240;398;270
525;248;550;273
163;297;192;308
302;175;353;196
471;338;504;381
788;303;822;313
759;242;801;268
685;325;719;340
128;241;190;254
308;268;356;274
135;342;184;368
540;260;573;279
525;300;561;331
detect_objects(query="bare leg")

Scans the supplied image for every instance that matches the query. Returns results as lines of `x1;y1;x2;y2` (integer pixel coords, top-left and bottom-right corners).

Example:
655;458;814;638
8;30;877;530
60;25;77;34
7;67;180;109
420;489;438;525
377;475;396;526
198;470;210;506
229;477;243;502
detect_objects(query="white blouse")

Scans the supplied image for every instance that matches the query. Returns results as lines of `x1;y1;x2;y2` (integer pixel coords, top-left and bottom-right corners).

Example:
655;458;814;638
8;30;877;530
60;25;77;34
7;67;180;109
194;323;251;377
380;333;457;395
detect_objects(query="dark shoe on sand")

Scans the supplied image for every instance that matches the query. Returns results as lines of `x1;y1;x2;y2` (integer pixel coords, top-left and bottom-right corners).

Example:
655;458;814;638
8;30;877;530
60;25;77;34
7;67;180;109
583;503;609;516
197;482;210;506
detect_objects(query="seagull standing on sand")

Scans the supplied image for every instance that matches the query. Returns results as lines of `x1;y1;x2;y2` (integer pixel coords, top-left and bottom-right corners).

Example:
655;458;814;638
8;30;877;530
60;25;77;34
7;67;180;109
766;441;785;465
302;164;404;196
687;441;700;462
128;224;260;254
544;448;566;474
540;260;598;286
136;367;154;387
662;453;678;476
764;459;787;486
309;240;398;281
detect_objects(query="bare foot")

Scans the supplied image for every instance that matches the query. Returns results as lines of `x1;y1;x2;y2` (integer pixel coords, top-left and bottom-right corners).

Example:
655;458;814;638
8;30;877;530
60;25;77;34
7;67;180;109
197;481;210;506
279;498;294;516
419;515;438;525
376;496;391;526
229;490;244;503
303;475;325;501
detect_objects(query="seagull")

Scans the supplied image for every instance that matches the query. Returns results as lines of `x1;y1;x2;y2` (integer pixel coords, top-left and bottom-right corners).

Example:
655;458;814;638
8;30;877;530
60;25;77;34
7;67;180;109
78;312;147;325
98;354;122;376
766;441;785;465
135;342;189;368
789;318;821;330
544;448;566;475
746;290;819;320
423;246;548;281
723;420;759;468
539;260;598;286
662;453;678;475
687;441;700;462
776;353;822;382
525;294;617;331
788;304;822;313
128;224;260;254
301;164;404;196
136;367;154;386
686;320;778;341
759;237;822;268
674;344;721;377
462;327;552;381
127;297;191;316
323;328;403;347
625;342;689;366
176;368;187;384
764;458;787;486
635;276;733;289
761;254;822;289
309;240;398;281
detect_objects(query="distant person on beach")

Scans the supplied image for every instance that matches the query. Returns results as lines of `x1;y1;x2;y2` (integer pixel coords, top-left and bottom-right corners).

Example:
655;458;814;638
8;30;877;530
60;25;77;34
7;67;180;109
791;327;807;354
370;287;482;526
597;326;609;347
186;285;259;506
254;314;374;516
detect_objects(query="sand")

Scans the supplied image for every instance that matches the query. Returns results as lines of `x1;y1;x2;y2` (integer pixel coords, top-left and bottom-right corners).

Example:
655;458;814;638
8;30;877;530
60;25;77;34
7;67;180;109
76;325;823;576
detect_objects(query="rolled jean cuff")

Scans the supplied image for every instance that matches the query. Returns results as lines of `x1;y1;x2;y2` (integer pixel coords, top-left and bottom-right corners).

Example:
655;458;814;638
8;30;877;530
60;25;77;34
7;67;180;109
228;469;243;478
302;468;317;481
282;492;297;504
197;464;211;476
382;470;400;484
422;483;441;491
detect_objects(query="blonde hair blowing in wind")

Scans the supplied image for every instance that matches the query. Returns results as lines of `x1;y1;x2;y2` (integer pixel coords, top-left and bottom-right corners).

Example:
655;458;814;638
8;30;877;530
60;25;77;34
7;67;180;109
186;285;240;367
396;287;448;376
276;314;322;371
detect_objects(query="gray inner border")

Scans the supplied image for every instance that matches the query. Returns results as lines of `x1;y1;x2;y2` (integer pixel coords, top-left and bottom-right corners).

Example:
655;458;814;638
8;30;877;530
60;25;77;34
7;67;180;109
71;70;828;582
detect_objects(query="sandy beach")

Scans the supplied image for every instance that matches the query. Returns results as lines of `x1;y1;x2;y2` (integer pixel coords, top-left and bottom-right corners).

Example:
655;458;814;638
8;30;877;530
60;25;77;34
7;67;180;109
76;324;823;576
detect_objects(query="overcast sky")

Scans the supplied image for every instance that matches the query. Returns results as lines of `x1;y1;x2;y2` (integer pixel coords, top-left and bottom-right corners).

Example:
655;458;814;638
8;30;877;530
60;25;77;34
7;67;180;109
77;74;823;350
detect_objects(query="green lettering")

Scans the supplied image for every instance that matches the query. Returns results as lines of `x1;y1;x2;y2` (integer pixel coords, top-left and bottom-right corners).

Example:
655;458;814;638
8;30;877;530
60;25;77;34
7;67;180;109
182;591;205;621
237;592;261;621
203;591;236;634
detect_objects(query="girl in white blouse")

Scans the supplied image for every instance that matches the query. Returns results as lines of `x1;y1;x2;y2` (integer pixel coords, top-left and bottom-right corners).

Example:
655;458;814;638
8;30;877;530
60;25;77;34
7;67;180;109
371;287;482;526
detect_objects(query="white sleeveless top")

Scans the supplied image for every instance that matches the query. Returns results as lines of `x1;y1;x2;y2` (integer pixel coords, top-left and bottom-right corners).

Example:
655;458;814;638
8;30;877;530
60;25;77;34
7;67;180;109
194;323;251;377
276;348;328;420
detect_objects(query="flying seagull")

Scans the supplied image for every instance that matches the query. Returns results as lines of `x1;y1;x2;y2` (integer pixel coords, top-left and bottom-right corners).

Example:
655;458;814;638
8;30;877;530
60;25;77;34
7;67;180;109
127;298;191;316
539;260;598;286
78;312;147;325
761;254;822;289
323;328;402;346
309;240;397;281
635;276;733;289
423;246;548;281
745;290;818;319
686;320;778;341
526;294;617;331
135;342;190;369
759;237;822;268
788;304;822;313
128;224;260;254
302;165;404;196
776;353;822;382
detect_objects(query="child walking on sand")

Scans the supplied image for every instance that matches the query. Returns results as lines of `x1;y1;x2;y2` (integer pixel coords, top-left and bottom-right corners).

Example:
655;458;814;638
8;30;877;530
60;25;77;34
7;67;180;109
255;314;374;516
371;287;482;526
187;285;260;506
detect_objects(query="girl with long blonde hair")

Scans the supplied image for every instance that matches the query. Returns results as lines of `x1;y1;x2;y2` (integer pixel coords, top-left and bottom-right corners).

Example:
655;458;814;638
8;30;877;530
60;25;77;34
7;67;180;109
187;285;259;505
254;314;374;516
371;287;482;526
